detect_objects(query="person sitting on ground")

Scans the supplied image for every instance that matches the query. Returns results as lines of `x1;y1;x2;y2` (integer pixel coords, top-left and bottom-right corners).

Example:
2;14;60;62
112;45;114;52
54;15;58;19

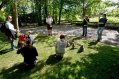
17;40;38;68
55;34;67;58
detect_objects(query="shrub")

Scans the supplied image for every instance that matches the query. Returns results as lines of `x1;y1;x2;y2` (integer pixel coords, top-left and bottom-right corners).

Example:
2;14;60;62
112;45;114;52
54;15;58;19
0;10;5;22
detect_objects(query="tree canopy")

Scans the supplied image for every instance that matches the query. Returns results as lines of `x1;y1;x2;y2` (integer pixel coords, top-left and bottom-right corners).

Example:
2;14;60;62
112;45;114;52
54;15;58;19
0;0;118;26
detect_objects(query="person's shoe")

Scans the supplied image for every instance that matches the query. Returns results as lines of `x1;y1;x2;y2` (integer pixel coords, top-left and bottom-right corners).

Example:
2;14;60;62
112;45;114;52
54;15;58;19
11;47;17;50
84;35;87;37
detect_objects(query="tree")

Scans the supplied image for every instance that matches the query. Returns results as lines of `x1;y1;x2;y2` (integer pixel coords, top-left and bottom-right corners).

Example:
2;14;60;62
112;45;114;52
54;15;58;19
34;0;42;25
0;0;11;10
12;0;19;30
78;0;102;17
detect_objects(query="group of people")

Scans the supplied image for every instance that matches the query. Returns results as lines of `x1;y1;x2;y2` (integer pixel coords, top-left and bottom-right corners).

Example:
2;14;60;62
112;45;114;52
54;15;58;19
0;15;37;68
82;13;107;41
0;14;107;69
46;13;107;42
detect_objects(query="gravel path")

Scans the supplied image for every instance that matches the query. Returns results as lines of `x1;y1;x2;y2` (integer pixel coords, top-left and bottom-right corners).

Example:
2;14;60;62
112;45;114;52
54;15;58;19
20;25;119;45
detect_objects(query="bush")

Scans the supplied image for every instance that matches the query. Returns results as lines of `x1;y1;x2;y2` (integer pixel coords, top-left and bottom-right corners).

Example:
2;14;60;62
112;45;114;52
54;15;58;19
0;32;7;49
0;11;5;22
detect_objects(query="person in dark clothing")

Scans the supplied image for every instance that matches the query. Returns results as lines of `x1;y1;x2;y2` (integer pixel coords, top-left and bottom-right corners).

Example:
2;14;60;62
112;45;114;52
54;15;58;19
97;14;107;41
82;15;89;37
17;40;38;68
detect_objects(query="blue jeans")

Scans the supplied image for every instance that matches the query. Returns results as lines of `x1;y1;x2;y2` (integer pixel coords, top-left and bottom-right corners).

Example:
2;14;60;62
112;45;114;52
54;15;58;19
11;32;16;49
82;25;87;36
11;38;16;49
97;27;104;40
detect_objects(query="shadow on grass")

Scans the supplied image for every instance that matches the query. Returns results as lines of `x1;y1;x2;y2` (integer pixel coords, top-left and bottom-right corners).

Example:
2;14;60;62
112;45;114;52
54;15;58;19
0;60;46;79
0;48;12;55
0;32;8;42
46;54;62;65
1;45;119;79
0;63;31;79
39;45;119;79
40;57;83;79
0;55;78;79
88;41;98;46
80;45;119;79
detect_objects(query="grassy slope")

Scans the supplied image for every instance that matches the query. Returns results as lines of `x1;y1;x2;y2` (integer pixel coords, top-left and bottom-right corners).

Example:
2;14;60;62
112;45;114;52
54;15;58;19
0;33;119;79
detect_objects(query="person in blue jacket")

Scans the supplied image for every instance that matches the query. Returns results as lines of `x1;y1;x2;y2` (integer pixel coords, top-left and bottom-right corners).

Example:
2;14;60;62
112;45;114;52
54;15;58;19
97;14;107;41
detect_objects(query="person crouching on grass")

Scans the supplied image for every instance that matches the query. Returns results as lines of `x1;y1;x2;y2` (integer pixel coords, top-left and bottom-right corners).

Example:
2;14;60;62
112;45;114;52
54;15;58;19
55;35;67;59
17;40;38;69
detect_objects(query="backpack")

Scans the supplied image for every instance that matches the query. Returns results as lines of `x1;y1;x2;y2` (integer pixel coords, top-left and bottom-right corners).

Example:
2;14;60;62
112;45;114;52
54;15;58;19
0;22;6;33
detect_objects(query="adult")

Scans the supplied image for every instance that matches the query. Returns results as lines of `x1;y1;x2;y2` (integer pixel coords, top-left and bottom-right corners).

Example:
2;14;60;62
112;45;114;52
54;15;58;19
97;14;107;41
5;16;18;50
55;35;67;58
17;40;38;68
82;15;89;37
46;15;53;35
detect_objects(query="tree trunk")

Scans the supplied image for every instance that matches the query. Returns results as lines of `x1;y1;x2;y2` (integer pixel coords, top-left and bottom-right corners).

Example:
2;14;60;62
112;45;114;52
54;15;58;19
34;0;42;25
44;0;48;18
52;8;55;24
82;0;85;17
43;0;48;24
58;1;63;24
38;2;42;25
12;1;19;30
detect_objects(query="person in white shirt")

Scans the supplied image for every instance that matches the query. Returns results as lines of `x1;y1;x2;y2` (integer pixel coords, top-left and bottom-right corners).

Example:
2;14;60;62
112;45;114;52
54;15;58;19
46;15;53;35
5;16;17;50
55;35;67;58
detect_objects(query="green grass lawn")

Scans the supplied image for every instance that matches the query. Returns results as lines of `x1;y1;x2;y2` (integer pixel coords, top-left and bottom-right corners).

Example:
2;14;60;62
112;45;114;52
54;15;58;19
0;33;119;79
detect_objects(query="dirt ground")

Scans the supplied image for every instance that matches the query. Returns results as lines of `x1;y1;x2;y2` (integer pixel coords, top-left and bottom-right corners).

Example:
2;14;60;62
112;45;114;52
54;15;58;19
20;24;119;45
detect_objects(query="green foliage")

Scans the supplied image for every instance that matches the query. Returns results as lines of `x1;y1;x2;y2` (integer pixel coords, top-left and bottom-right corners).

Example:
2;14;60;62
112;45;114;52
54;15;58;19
0;11;5;21
0;32;8;50
107;16;119;23
90;16;119;23
1;0;119;24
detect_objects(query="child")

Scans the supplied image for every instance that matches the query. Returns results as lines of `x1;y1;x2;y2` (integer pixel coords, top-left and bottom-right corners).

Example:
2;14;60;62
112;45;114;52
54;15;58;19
55;35;67;58
27;31;34;45
18;33;27;49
